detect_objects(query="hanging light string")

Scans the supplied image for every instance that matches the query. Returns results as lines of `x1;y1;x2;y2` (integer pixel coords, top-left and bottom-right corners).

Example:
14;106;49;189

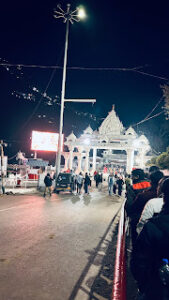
1;57;167;128
17;45;65;131
12;84;165;128
20;69;57;130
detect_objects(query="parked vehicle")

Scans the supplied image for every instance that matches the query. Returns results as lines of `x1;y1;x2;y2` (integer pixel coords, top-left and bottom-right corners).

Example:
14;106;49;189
55;173;73;194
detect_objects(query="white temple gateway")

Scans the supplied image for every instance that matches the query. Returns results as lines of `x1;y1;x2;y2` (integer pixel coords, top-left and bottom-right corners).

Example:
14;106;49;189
63;106;151;174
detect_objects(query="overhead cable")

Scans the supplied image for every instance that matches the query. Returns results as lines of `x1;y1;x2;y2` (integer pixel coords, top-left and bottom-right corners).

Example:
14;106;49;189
0;62;168;81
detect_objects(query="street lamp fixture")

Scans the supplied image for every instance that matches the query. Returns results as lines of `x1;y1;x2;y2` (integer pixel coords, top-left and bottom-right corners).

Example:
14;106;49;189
53;4;88;177
54;4;86;23
77;7;86;19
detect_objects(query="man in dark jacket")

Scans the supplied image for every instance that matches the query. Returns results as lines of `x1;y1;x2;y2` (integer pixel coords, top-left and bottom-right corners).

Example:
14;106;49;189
129;171;163;218
84;173;91;194
125;168;151;215
131;177;169;300
116;176;124;196
44;173;53;197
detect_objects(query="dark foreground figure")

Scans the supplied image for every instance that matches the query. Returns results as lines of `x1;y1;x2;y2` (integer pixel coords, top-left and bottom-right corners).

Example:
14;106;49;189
131;177;169;300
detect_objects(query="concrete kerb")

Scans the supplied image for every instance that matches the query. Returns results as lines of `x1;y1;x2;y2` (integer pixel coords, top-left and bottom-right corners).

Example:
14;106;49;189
1;187;38;195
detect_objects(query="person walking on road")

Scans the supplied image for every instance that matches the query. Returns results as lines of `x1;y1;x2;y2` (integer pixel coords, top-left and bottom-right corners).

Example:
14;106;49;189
44;173;53;197
77;172;83;194
84;173;91;194
94;172;99;188
108;173;114;195
113;174;118;194
116;176;124;196
98;173;103;191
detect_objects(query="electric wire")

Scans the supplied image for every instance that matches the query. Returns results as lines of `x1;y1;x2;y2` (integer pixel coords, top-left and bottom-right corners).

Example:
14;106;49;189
8;153;17;161
132;111;164;127
0;62;168;81
140;97;164;122
20;69;56;130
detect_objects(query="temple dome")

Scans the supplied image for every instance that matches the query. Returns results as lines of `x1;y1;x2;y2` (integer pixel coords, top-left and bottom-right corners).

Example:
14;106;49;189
83;125;93;135
99;106;124;135
125;126;137;137
66;132;76;142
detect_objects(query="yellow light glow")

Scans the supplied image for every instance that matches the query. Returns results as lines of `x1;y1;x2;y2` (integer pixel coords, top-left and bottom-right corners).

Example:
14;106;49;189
77;8;86;19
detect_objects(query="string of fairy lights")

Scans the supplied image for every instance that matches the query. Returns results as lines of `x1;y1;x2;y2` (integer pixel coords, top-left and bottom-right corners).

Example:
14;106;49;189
0;57;167;130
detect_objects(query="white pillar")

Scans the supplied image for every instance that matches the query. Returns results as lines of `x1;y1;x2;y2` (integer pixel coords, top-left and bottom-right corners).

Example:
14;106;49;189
92;148;97;172
69;148;73;170
64;155;69;171
126;149;134;174
34;151;37;159
77;152;82;173
138;150;145;169
84;150;89;173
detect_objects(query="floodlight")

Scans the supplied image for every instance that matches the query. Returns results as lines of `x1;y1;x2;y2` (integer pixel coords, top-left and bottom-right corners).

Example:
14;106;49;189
77;7;86;19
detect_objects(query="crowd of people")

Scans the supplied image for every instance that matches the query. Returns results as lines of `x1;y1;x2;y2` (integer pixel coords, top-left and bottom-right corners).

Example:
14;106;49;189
108;173;125;196
44;171;92;196
43;169;127;197
125;166;169;300
73;172;91;194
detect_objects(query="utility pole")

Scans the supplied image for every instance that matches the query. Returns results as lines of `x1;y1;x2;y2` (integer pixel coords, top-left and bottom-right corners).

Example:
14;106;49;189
0;140;7;194
54;4;96;177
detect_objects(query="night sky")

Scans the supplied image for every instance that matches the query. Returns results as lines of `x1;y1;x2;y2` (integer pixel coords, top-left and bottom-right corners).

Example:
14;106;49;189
0;0;169;162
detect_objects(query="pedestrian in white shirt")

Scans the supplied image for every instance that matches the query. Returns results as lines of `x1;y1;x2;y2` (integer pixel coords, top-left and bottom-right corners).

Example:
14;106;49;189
77;172;83;194
137;176;169;234
136;197;163;234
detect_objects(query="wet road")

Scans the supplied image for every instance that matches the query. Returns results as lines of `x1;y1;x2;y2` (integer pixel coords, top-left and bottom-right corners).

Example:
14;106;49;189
0;189;123;300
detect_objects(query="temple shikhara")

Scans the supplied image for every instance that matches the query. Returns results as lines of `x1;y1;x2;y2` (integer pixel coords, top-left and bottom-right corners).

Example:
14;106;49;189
62;106;151;174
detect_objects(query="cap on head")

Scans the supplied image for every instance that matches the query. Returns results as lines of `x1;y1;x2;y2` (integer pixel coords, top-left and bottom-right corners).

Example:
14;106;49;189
149;165;159;174
132;168;145;180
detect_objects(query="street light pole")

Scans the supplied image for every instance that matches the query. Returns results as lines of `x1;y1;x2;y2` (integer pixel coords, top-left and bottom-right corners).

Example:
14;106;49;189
54;4;87;177
56;12;69;177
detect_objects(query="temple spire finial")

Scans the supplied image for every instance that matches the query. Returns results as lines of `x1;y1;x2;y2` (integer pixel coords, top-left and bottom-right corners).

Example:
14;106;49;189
112;104;115;110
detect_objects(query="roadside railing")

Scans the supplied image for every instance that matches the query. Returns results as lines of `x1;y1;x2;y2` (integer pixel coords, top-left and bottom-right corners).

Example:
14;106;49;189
4;176;38;189
112;200;128;300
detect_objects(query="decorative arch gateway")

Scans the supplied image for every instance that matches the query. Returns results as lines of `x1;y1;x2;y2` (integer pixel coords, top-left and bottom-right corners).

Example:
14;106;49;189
63;106;151;174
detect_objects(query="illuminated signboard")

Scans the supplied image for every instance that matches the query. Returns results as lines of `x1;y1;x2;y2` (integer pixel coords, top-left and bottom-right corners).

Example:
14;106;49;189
31;131;64;152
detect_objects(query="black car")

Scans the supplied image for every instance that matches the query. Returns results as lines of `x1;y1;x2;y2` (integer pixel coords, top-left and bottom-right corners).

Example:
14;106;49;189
55;173;73;194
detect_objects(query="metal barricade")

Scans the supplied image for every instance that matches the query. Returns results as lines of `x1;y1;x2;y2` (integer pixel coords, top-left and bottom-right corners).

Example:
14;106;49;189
112;201;128;300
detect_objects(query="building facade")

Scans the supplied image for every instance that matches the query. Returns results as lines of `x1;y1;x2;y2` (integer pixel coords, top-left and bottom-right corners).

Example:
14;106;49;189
63;107;151;174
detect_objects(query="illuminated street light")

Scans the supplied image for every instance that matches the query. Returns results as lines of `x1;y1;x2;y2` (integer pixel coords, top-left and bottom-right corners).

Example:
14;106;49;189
54;4;90;177
77;7;86;19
